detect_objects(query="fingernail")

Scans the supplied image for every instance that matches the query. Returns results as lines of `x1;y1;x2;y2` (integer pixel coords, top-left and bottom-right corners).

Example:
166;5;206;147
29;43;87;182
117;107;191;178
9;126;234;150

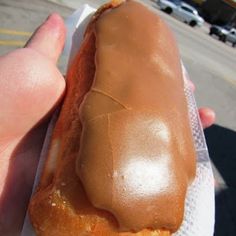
45;13;62;24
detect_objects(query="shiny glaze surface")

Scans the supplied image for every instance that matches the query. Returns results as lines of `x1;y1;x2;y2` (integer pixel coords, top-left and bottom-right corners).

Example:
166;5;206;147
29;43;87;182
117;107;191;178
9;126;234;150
77;0;196;233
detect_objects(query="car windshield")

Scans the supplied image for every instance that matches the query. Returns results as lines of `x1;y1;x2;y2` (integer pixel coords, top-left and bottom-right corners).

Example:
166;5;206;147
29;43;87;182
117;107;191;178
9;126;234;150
223;25;231;30
181;6;194;14
170;0;181;5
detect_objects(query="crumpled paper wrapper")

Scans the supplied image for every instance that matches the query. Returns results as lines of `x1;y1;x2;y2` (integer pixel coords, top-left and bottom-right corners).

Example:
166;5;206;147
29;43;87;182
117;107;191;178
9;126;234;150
21;4;215;236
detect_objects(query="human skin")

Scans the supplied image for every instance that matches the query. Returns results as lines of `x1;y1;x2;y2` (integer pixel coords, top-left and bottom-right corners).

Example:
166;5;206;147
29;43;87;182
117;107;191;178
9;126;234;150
0;14;215;235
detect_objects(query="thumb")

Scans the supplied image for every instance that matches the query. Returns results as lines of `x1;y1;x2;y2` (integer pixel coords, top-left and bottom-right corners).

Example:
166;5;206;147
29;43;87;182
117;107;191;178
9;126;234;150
25;13;66;63
0;14;66;141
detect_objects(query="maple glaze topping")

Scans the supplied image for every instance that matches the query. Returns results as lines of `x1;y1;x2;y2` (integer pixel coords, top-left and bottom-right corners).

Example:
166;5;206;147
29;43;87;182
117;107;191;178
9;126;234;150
77;0;196;233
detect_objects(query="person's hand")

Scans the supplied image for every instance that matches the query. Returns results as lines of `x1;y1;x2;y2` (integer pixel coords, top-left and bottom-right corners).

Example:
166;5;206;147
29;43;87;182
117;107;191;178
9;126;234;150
0;14;66;235
0;14;215;235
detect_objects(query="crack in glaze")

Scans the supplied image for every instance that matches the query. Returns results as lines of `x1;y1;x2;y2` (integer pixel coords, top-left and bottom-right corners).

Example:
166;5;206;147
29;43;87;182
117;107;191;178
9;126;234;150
91;88;130;109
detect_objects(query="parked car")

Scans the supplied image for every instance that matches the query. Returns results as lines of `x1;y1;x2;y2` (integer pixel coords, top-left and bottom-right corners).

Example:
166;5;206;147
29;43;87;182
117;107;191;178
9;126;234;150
209;25;236;47
209;25;231;38
220;28;236;47
157;0;204;27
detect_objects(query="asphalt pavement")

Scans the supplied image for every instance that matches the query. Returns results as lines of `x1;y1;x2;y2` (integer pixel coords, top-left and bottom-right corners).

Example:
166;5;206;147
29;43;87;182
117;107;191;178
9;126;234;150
0;0;236;235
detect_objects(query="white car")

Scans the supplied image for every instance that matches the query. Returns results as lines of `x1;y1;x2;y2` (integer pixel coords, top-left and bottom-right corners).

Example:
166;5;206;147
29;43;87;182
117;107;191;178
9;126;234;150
220;28;236;47
157;0;204;27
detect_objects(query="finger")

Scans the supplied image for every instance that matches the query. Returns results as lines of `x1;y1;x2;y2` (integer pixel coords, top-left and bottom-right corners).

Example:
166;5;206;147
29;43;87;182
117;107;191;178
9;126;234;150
25;13;66;63
199;107;215;129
